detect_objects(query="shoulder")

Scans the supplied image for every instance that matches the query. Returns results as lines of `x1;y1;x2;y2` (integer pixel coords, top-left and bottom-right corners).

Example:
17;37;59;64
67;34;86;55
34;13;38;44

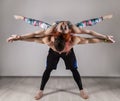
71;36;81;45
42;36;52;44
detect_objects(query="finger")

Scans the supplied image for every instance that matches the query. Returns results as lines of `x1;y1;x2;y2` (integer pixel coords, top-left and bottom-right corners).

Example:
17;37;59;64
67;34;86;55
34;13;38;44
9;40;13;43
7;39;12;43
110;39;115;43
6;39;10;42
112;40;115;43
8;39;12;42
11;35;18;39
7;38;11;41
109;36;113;38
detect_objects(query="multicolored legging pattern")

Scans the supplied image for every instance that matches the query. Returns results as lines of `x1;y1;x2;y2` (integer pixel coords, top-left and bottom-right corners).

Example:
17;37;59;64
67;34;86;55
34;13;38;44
23;16;103;29
24;17;51;30
76;17;103;28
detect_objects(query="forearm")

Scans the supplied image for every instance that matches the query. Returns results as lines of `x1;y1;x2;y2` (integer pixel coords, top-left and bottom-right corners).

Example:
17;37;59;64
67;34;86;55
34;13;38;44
20;38;36;42
19;30;45;39
7;34;47;43
12;36;35;42
87;38;106;44
20;33;35;39
72;25;107;39
78;37;108;44
87;30;107;39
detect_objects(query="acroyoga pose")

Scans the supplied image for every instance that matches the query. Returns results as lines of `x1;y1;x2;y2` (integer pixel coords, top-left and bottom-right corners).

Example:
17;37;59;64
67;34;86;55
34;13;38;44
7;15;115;100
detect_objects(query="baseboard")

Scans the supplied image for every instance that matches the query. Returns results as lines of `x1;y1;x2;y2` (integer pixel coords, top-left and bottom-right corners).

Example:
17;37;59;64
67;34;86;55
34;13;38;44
0;76;120;78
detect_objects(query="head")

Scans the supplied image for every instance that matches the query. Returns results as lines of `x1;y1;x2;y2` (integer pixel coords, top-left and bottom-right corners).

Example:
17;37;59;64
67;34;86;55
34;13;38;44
55;21;72;33
54;34;66;52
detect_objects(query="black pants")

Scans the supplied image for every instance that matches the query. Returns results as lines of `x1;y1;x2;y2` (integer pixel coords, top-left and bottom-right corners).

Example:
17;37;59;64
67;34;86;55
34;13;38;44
40;48;83;90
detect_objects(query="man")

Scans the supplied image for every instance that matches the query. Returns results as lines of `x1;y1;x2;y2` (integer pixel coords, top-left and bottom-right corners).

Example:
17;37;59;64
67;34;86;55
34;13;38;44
7;21;115;100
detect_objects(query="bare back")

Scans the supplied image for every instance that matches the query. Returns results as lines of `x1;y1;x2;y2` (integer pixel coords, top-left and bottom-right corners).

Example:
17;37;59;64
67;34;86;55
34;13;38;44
34;35;82;54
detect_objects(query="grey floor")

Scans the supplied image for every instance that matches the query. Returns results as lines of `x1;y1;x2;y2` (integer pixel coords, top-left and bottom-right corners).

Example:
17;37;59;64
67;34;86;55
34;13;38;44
0;77;120;101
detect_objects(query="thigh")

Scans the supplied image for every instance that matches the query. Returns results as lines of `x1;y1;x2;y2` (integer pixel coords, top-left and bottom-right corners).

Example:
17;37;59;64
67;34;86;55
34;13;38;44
46;48;60;69
61;48;78;69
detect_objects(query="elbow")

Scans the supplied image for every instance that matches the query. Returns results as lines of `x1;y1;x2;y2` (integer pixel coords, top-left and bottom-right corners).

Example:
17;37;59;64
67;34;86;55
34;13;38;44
32;33;36;37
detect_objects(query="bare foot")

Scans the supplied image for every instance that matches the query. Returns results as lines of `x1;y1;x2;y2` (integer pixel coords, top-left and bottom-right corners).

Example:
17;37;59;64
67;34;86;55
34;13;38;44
80;90;89;99
14;15;24;20
34;90;43;100
103;14;113;19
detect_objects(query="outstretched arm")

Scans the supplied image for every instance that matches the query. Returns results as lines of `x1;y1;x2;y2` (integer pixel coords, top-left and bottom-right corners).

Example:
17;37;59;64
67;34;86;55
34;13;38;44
7;25;55;41
71;25;114;42
6;34;51;44
73;35;115;45
7;35;41;43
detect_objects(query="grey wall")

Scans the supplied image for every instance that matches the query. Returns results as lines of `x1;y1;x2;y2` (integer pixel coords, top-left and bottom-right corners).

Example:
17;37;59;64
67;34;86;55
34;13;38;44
0;0;120;76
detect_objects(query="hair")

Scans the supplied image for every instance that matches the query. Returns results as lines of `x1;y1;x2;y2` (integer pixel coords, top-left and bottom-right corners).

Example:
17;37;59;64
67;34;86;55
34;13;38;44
54;34;66;52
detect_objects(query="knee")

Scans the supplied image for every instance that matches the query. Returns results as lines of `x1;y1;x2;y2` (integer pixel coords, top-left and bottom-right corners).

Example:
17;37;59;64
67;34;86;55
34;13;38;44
69;68;77;72
45;68;54;73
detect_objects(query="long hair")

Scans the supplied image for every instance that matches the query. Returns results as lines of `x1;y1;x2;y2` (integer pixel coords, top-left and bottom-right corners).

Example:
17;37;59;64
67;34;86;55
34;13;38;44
53;32;71;52
54;34;65;52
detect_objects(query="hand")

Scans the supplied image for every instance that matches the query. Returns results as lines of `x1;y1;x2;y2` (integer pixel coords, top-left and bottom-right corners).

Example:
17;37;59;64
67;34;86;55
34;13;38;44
106;35;115;43
14;15;24;20
7;35;21;43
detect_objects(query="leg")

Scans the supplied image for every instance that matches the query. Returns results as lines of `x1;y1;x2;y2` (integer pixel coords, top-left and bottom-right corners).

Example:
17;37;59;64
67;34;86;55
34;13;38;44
76;17;103;28
61;48;89;99
61;49;82;90
40;68;54;90
14;15;51;29
35;48;60;100
75;14;112;28
69;68;89;99
70;68;83;90
34;68;53;100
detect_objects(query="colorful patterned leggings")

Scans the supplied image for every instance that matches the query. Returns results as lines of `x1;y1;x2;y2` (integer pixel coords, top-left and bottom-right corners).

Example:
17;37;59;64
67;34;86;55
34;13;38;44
23;17;51;30
23;16;103;29
76;17;103;28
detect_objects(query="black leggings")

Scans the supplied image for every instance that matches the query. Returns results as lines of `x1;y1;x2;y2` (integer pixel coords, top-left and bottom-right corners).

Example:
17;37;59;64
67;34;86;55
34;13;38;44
40;68;83;90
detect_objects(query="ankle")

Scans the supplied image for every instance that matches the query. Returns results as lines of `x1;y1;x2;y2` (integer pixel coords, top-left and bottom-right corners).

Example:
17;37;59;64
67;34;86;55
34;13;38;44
80;89;84;92
39;90;43;92
37;90;43;93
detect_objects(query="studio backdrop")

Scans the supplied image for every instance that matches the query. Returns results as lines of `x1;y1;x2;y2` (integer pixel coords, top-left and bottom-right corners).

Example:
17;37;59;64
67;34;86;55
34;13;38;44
0;0;120;76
